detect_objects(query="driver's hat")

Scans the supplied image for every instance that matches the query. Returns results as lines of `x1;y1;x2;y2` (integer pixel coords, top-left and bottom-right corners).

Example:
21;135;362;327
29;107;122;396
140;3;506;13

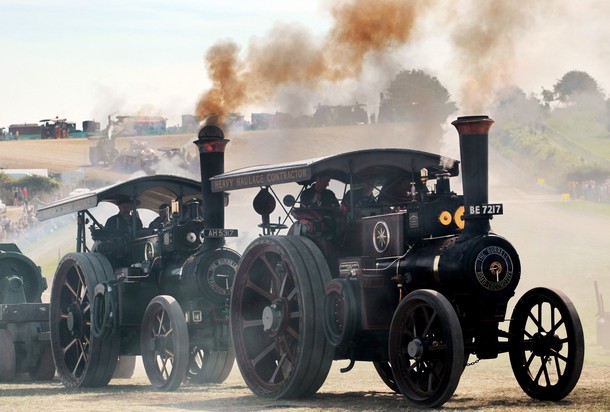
116;195;137;206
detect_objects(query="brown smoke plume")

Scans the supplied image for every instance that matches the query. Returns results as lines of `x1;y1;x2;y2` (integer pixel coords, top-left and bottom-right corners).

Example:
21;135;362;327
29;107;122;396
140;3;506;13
196;0;555;122
195;0;435;122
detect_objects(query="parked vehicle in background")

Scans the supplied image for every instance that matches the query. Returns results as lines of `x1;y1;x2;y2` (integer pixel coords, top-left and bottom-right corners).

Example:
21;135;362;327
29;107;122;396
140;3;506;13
113;140;159;174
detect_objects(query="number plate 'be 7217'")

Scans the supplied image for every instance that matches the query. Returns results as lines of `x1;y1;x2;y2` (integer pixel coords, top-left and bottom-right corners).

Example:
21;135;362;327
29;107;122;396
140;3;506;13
469;204;503;215
202;229;239;238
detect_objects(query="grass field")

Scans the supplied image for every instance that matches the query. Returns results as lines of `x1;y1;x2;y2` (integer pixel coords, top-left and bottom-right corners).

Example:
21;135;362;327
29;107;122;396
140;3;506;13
547;109;610;162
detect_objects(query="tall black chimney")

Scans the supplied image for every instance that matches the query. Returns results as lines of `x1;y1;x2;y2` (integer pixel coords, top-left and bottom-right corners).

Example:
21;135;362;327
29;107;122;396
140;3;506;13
194;124;229;249
452;115;494;239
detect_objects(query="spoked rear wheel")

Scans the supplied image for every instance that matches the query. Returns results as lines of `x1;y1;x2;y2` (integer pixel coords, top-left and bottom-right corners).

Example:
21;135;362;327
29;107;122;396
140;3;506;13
231;236;334;399
389;289;464;408
141;295;189;391
187;345;235;384
509;287;584;401
50;253;119;387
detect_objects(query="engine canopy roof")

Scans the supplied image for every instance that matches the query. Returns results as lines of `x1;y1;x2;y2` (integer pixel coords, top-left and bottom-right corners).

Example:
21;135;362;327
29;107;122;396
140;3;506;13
37;174;202;221
210;148;459;192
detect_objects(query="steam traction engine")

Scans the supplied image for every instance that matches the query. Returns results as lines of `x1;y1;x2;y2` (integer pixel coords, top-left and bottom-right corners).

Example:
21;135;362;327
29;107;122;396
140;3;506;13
37;125;239;390
214;115;584;407
0;243;55;381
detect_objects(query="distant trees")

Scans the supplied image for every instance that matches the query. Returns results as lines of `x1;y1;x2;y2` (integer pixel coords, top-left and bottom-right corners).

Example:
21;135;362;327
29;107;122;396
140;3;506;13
378;69;456;125
490;86;546;132
0;174;59;205
553;71;604;102
542;70;606;110
378;69;456;150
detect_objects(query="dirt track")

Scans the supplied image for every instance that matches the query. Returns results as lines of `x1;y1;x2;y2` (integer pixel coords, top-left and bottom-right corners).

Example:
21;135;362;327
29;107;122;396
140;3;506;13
0;358;608;411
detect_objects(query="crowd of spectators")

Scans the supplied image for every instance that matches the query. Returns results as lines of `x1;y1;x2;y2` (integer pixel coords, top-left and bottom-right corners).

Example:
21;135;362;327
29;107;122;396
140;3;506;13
0;206;39;242
0;185;44;242
567;180;610;202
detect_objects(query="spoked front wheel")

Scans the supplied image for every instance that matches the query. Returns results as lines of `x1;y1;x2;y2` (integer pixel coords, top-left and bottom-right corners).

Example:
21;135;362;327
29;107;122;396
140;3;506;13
509;287;584;401
389;289;464;408
140;295;189;391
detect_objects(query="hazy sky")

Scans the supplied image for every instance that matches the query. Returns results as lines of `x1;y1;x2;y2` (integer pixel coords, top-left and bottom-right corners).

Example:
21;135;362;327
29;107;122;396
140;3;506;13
1;0;609;129
0;0;331;127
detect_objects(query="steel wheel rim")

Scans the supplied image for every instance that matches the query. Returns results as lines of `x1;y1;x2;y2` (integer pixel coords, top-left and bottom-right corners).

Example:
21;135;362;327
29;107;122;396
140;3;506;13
53;264;91;382
145;304;178;384
232;236;334;399
389;290;463;407
509;288;584;400
233;245;302;393
399;301;449;399
141;296;189;391
50;253;119;388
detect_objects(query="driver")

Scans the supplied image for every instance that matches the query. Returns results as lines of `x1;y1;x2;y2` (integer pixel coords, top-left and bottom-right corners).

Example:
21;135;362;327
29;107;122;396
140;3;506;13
301;175;339;208
105;196;143;235
341;182;376;212
149;203;169;230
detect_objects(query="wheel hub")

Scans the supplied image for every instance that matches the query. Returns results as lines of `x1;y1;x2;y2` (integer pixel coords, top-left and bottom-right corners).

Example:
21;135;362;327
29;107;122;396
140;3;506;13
67;303;83;338
532;331;563;356
328;293;345;331
262;300;285;334
151;334;169;353
407;338;425;359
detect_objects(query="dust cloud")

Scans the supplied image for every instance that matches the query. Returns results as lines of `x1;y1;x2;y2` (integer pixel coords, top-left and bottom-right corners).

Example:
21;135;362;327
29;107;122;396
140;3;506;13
448;0;551;112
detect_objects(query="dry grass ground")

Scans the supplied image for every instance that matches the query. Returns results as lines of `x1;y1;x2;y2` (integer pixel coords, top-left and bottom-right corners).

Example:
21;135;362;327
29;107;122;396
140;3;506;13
0;358;608;411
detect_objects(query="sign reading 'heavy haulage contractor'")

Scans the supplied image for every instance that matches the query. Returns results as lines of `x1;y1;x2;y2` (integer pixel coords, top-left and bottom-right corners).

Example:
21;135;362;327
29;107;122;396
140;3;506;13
211;167;312;192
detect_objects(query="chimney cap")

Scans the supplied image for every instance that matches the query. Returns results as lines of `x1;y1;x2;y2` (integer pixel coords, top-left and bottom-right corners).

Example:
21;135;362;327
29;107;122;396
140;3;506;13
452;115;494;135
198;125;224;140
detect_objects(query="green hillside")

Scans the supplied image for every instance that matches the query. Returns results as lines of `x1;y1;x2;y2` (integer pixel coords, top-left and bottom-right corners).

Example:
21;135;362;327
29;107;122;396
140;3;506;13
490;109;610;188
547;109;610;160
